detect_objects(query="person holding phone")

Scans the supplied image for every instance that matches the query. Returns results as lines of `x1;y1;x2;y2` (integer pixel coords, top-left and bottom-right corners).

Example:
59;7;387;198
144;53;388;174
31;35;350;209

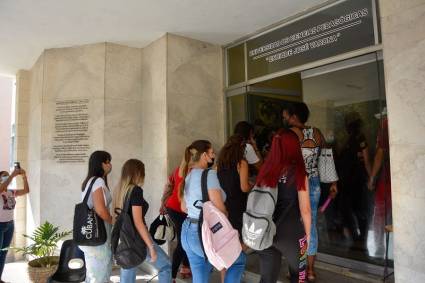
0;164;30;283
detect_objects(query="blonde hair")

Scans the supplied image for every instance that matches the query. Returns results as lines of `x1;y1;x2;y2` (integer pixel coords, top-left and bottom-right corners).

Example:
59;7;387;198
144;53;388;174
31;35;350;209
178;140;211;200
113;159;145;216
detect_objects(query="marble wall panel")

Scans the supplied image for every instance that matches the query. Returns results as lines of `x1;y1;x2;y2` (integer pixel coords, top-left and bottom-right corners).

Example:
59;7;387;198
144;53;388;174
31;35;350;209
140;36;168;223
39;44;106;230
24;55;44;232
166;34;224;171
104;43;143;188
43;44;106;100
380;0;425;281
105;43;143;102
103;98;143;187
13;70;31;260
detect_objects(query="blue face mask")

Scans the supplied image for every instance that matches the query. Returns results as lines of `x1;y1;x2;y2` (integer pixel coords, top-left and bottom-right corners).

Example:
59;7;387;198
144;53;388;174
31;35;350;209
0;176;8;184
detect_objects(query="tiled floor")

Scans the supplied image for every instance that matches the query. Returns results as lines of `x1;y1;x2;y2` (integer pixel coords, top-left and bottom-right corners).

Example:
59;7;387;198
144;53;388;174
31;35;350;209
4;260;393;283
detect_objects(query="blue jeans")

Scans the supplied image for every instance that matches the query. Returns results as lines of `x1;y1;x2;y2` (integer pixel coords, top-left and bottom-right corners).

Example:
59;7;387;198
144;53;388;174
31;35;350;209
223;251;246;283
120;244;171;283
181;218;246;283
0;221;14;278
307;176;321;256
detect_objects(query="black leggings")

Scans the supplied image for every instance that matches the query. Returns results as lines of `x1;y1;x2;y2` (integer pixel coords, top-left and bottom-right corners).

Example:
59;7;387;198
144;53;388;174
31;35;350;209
258;208;307;283
258;236;307;283
166;208;190;278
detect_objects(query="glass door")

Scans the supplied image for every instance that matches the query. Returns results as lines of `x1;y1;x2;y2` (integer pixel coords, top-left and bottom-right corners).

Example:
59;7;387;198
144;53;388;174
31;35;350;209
301;52;392;269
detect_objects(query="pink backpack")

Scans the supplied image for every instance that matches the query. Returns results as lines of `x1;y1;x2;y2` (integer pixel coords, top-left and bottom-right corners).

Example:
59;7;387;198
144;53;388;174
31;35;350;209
199;170;242;270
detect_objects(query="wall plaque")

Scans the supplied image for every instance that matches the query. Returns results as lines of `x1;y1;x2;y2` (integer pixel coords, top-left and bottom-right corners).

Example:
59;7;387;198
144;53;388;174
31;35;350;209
53;99;90;163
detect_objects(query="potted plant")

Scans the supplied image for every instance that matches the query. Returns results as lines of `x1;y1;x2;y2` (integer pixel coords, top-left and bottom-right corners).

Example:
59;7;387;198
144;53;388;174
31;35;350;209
11;221;71;283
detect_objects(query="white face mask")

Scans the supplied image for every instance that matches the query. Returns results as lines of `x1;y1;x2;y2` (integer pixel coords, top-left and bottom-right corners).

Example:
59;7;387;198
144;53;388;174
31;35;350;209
0;176;8;184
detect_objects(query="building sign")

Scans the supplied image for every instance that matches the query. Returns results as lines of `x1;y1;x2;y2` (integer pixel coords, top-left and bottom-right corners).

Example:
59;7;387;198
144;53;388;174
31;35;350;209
53;99;90;163
246;0;377;80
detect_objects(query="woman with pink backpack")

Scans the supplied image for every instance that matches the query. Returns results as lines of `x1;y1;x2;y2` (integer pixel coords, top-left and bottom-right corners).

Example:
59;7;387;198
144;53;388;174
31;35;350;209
179;140;246;283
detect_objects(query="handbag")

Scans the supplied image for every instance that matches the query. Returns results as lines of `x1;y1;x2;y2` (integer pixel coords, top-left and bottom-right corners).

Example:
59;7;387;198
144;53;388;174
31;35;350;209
73;177;107;246
150;214;176;245
318;148;339;183
111;190;147;269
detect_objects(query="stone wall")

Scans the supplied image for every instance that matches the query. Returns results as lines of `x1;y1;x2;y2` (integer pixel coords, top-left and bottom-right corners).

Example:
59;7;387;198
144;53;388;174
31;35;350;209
14;35;224;234
380;0;425;282
140;36;168;223
15;43;146;230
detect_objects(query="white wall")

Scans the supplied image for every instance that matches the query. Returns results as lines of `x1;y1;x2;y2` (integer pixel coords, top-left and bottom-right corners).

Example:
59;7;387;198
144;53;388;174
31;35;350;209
0;76;13;170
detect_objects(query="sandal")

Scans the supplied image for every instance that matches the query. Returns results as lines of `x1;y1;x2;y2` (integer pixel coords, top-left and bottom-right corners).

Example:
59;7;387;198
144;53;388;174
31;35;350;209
179;265;192;279
307;271;316;282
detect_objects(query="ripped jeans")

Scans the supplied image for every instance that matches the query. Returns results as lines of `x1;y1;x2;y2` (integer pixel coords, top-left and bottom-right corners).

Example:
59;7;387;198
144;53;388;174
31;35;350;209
307;176;321;256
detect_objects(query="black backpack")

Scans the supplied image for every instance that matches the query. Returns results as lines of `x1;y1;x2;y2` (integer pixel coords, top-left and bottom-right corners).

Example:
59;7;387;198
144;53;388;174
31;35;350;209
111;190;147;269
73;177;107;246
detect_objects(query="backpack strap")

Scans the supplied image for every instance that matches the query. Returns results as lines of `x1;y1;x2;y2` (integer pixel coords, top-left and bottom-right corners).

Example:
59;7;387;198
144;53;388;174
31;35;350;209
193;168;211;209
122;189;133;213
114;188;132;217
198;168;210;260
82;177;99;205
201;169;210;202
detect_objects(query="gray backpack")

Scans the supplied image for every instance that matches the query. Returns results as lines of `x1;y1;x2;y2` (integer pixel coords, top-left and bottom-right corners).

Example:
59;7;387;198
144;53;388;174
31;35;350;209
242;185;278;250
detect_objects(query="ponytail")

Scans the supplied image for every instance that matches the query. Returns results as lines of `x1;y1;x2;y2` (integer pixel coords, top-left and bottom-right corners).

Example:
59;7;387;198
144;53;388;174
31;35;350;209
178;140;212;201
178;146;192;200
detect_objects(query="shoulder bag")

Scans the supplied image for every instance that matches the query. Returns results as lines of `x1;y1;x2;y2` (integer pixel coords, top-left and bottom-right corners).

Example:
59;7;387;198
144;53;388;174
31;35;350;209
318;148;339;183
73;177;107;246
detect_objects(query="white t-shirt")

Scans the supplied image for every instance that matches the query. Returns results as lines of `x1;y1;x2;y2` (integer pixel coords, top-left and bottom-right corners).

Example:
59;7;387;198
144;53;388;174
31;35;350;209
245;143;260;164
81;177;112;209
0;190;16;222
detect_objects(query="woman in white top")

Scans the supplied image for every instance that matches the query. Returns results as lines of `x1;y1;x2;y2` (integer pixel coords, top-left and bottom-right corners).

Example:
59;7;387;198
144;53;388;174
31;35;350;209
79;151;114;283
233;121;263;170
0;168;29;283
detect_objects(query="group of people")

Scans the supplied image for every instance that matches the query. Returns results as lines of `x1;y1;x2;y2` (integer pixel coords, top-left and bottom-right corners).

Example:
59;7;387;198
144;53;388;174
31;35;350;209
0;101;343;283
77;102;337;283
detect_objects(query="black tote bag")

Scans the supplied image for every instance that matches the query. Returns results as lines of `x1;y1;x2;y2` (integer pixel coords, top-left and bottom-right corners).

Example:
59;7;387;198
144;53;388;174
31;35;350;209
73;177;107;246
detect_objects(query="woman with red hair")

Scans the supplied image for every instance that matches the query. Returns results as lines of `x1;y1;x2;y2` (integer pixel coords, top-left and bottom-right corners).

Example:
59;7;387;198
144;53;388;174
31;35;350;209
257;129;311;283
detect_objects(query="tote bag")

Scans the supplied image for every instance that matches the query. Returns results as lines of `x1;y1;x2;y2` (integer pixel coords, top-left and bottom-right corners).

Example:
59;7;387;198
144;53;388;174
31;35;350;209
318;148;339;183
73;177;107;246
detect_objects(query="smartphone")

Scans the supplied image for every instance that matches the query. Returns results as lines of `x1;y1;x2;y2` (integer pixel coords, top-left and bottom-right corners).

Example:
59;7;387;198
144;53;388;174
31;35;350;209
14;162;21;169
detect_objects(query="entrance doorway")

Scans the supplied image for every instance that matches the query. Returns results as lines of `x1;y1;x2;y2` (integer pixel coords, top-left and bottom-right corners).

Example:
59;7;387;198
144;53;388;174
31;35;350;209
226;52;393;272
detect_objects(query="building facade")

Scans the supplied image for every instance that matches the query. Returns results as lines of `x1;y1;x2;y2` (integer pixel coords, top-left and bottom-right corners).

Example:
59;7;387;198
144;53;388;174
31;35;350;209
12;0;425;281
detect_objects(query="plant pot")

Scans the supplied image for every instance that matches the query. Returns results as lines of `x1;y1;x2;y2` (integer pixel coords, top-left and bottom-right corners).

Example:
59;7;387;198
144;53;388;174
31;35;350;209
28;256;59;283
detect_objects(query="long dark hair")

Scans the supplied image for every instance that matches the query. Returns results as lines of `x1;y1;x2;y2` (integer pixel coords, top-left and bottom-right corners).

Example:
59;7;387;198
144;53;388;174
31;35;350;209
178;140;211;200
282;102;310;124
217;134;245;171
81;150;112;191
234;121;254;141
256;129;306;190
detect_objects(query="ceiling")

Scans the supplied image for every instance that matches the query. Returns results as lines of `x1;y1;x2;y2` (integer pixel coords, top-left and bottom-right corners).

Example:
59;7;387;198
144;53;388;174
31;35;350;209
0;0;328;76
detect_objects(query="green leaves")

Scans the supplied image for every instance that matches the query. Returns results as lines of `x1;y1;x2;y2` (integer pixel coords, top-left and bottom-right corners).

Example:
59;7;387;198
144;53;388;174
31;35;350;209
10;221;71;267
